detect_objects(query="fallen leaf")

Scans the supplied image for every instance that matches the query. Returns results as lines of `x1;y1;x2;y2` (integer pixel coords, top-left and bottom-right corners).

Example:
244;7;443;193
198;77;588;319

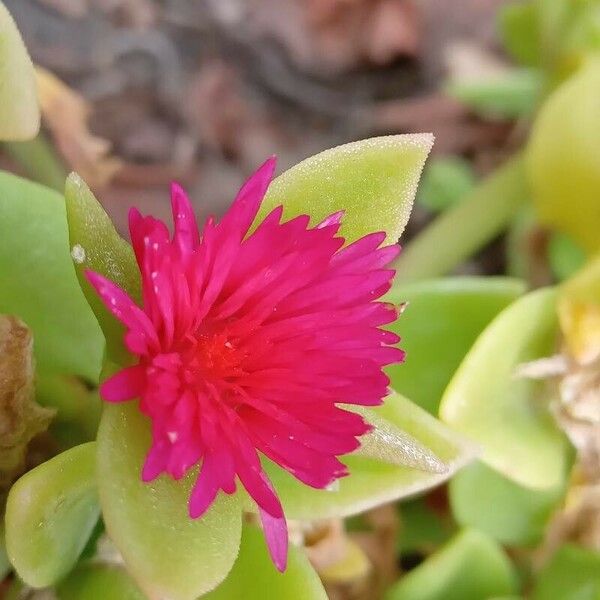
35;67;122;189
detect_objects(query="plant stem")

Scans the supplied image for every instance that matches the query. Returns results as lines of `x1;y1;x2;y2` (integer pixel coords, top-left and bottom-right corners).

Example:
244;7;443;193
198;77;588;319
394;154;528;283
4;133;67;191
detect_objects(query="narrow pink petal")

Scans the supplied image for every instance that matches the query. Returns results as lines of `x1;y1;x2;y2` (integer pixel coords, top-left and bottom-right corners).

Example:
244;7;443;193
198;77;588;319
100;365;145;402
259;508;288;572
171;182;200;256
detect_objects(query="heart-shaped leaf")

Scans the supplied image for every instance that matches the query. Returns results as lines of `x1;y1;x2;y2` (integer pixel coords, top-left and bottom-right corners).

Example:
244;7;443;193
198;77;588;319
56;563;146;600
440;288;569;489
5;442;99;587
204;524;327;600
386;277;525;414
384;529;518;600
449;461;564;546
0;2;40;141
251;392;475;520
97;403;242;600
261;134;433;244
65;173;140;366
0;171;103;380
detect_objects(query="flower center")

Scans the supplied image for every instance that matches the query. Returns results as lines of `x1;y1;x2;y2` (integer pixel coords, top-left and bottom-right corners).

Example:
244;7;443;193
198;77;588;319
191;330;244;382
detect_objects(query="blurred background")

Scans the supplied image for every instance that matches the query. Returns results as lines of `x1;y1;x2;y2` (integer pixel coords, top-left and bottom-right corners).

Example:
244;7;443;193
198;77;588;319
2;0;513;262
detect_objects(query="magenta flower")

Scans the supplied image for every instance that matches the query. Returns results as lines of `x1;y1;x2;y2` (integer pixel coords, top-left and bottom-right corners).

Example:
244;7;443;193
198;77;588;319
86;157;404;571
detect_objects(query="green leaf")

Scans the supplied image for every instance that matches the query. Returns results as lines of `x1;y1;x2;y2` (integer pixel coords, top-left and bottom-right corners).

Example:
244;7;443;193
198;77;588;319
394;155;528;284
97;403;242;600
548;232;586;282
0;2;40;141
36;373;102;448
448;69;542;119
204;524;327;600
417;157;475;214
0;171;103;380
440;288;569;489
527;58;600;253
386;277;525;414
449;461;564;546
499;2;541;67
260;134;434;244
5;443;99;587
250;392;475;520
398;499;456;555
64;173;141;366
532;545;600;600
384;529;518;600
56;563;146;600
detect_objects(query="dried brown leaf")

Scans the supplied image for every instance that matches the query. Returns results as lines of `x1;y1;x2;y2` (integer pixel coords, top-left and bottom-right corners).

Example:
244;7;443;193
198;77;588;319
35;67;122;189
0;316;55;494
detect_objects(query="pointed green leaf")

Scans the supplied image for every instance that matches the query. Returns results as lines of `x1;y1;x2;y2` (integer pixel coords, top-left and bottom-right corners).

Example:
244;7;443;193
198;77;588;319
0;2;40;141
532;545;600;600
97;403;242;600
449;461;564;546
5;443;99;587
0;172;103;380
386;277;526;414
252;392;475;520
440;288;569;489
384;529;518;600
204;524;327;600
64;173;140;366
56;564;146;600
261;134;434;244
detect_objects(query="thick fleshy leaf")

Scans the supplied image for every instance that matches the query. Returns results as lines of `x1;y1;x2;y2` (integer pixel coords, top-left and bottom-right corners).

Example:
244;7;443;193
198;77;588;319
251;392;475;520
499;2;540;67
386;277;525;414
532;545;600;600
449;461;564;546
527;58;600;253
204;524;327;600
0;171;103;380
260;134;434;244
440;288;569;489
0;2;40;141
56;563;146;600
384;529;518;600
5;443;99;587
64;173;140;366
97;403;242;600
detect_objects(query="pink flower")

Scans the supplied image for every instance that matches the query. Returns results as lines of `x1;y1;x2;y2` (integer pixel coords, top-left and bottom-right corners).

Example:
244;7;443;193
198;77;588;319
87;158;404;571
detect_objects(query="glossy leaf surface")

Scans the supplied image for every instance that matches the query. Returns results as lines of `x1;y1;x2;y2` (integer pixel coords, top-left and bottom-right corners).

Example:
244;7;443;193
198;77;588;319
252;392;475;520
97;403;242;600
386;277;525;414
0;172;103;380
449;461;564;546
204;524;326;600
5;443;99;587
440;288;568;489
385;529;517;600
